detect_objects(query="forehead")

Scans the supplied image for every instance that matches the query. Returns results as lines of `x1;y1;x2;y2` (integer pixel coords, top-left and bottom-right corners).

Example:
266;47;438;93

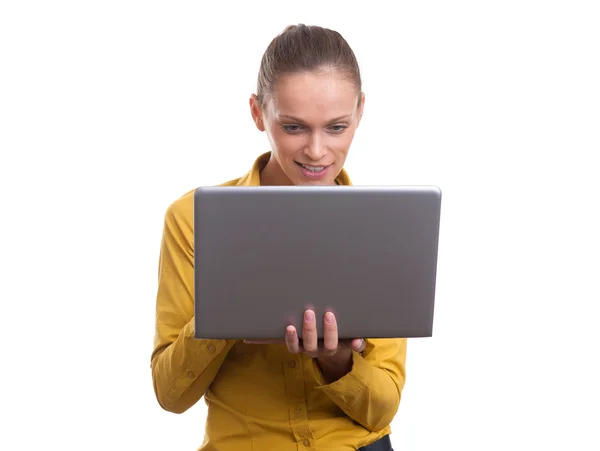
270;70;358;121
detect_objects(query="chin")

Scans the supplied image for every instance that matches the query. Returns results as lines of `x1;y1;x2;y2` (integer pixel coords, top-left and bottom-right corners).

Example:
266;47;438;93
288;171;335;185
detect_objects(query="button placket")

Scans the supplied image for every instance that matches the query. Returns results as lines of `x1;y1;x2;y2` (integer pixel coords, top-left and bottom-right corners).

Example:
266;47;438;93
283;357;315;449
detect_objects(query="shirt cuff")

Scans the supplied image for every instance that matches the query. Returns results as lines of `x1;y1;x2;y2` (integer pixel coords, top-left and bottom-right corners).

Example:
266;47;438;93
312;350;370;404
166;321;235;398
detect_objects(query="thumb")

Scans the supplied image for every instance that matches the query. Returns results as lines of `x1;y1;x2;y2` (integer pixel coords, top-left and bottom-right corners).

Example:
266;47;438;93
352;338;366;353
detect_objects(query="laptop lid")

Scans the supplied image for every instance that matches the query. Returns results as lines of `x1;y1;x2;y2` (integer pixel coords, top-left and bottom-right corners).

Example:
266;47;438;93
194;185;441;340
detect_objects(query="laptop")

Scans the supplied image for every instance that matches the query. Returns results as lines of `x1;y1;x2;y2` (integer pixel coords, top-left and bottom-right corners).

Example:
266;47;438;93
193;185;442;340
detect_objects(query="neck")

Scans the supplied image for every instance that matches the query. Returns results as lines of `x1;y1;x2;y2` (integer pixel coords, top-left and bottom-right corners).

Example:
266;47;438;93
259;155;293;186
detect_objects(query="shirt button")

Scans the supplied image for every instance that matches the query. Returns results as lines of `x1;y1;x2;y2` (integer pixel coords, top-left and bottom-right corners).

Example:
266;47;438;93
207;344;216;353
288;360;296;368
302;438;310;447
187;370;197;378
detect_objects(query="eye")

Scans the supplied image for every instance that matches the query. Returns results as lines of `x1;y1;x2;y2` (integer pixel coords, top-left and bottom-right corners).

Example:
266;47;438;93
282;124;304;133
329;124;348;133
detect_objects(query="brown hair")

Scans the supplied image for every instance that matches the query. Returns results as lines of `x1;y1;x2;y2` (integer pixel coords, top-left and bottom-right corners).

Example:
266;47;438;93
256;24;362;107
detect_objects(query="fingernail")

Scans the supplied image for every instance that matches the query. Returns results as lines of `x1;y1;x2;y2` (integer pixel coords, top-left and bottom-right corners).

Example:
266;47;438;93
304;310;314;322
325;312;334;324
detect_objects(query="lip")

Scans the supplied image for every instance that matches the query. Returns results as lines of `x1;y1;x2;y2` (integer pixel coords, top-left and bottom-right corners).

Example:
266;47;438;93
295;161;332;179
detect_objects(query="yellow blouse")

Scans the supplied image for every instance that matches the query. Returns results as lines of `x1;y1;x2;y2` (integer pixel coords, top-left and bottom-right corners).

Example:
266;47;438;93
151;152;408;450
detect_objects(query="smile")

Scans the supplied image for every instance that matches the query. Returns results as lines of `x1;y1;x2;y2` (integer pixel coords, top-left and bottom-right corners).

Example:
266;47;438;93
294;161;332;178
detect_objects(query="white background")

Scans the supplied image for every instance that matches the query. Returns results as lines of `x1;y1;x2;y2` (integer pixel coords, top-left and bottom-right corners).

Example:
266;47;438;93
1;1;599;450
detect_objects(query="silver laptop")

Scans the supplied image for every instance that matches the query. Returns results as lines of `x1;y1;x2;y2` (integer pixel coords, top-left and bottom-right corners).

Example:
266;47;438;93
194;185;442;340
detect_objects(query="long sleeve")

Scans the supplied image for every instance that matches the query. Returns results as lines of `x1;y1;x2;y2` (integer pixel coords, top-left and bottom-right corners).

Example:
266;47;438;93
150;193;237;414
312;338;407;432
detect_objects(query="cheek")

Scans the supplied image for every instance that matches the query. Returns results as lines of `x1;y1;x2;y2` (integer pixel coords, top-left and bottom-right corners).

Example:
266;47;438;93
269;129;303;156
329;131;356;153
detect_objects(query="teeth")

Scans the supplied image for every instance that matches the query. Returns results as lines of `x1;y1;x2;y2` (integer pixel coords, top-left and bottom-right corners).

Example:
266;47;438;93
301;164;324;172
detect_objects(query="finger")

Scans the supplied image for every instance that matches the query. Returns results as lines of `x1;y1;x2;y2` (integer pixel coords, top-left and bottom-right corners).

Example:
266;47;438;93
302;309;319;358
285;326;301;354
322;312;338;356
352;338;366;353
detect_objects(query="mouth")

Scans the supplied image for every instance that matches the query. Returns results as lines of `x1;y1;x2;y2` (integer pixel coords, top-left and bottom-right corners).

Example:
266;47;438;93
294;161;332;178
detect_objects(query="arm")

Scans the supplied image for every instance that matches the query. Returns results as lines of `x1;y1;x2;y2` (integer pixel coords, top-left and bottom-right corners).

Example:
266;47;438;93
150;195;236;414
312;338;407;432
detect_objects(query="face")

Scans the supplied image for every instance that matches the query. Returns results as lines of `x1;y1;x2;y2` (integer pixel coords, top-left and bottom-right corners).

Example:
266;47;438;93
250;69;365;186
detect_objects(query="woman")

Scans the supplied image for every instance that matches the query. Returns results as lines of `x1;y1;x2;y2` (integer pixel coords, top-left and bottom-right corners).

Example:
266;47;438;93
151;24;406;451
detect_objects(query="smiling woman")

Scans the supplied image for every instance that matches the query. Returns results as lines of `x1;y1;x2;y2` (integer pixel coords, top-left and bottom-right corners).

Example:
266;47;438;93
151;24;405;451
250;24;365;186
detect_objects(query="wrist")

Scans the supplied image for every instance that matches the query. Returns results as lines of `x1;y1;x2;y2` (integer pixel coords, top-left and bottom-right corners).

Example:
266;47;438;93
316;349;353;383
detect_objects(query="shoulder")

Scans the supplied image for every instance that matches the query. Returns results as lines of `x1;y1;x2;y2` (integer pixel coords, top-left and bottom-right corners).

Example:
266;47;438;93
163;176;244;226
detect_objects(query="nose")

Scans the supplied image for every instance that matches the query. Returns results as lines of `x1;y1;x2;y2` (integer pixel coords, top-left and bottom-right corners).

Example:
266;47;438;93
303;131;327;161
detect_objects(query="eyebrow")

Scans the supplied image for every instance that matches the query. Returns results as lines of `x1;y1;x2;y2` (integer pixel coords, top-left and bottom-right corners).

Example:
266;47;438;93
278;114;353;123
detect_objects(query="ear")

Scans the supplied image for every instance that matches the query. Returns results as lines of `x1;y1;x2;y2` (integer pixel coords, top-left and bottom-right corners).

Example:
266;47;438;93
356;92;366;128
249;94;266;132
